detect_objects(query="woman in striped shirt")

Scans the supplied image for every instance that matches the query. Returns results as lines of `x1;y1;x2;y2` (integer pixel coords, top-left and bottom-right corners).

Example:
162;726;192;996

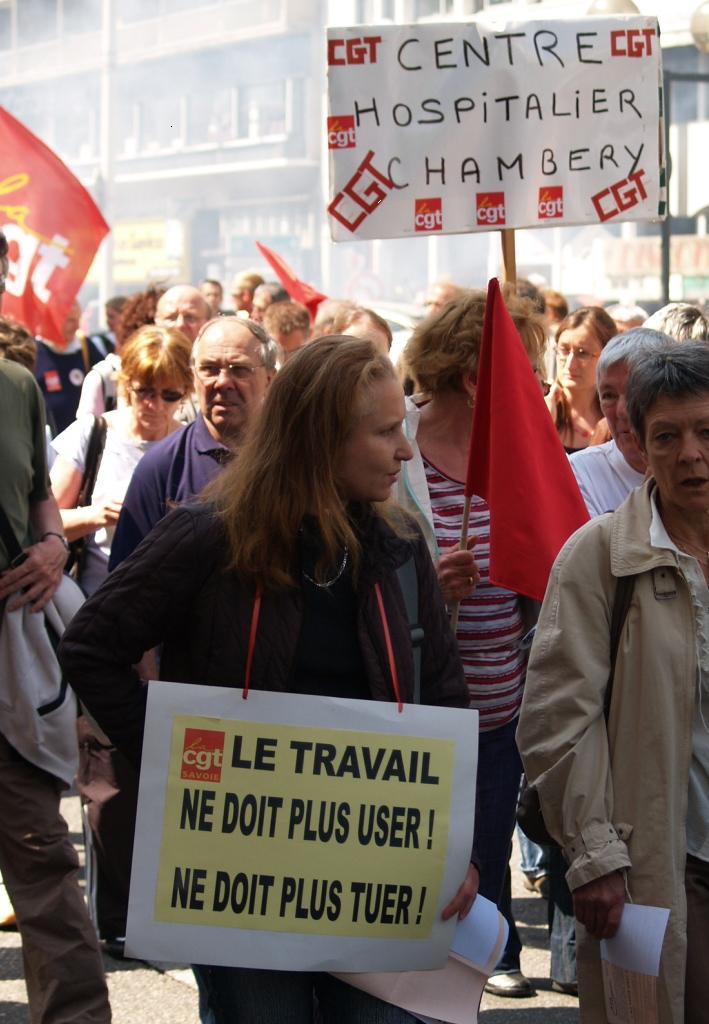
395;289;546;992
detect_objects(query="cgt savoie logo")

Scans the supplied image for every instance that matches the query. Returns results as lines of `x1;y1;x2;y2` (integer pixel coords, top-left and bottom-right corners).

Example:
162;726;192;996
327;116;356;150
181;728;225;783
538;186;564;220
476;192;506;226
414;198;442;232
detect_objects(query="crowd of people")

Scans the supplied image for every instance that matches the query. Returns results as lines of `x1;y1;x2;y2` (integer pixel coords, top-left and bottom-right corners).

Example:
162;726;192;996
1;225;708;1024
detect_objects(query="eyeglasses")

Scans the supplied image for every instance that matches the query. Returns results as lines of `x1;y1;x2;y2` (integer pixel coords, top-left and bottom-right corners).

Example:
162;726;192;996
555;345;600;364
131;386;185;403
193;361;263;383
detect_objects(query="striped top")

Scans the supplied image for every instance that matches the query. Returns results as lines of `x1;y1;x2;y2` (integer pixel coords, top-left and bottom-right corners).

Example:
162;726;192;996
424;457;526;732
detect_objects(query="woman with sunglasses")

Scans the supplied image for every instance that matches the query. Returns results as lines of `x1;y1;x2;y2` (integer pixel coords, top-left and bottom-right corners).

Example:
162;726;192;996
50;324;192;596
546;307;617;453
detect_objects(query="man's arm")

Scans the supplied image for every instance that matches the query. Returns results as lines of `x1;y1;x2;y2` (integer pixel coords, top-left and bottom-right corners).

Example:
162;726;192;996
0;494;68;612
108;442;171;570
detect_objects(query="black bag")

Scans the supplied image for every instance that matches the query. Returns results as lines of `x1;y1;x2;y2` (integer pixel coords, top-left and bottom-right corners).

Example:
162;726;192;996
65;416;107;580
516;572;635;848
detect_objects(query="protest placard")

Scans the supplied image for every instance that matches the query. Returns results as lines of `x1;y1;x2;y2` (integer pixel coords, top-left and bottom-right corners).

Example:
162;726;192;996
326;16;664;241
126;682;478;972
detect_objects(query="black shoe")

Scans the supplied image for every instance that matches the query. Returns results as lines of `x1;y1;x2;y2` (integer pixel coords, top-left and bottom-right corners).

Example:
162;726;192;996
484;971;536;998
101;937;126;960
551;979;578;997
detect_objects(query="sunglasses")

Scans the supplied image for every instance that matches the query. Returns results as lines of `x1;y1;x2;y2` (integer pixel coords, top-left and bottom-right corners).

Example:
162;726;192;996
131;386;185;404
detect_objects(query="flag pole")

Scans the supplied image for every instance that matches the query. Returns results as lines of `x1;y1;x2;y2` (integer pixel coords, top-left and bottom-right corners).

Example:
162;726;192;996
500;228;517;286
450;496;472;632
450;230;517;631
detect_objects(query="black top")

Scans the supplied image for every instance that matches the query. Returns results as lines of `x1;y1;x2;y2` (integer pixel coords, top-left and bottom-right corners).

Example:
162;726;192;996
290;521;369;700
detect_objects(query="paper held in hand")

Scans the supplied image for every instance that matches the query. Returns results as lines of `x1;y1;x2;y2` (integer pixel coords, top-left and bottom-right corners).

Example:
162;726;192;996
600;903;670;1024
334;893;508;1024
125;682;478;973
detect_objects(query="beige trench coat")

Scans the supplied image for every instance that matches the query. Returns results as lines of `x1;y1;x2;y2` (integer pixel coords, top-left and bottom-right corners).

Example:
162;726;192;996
517;480;696;1024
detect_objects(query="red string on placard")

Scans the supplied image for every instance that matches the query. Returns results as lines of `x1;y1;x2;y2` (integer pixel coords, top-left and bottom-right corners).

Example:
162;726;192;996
242;588;262;699
374;582;404;713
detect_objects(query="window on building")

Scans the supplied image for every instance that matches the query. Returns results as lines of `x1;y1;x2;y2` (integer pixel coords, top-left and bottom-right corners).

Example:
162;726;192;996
188;87;235;145
118;0;160;24
413;0;453;18
140;95;184;151
62;0;102;33
0;5;11;51
18;0;58;45
238;81;287;140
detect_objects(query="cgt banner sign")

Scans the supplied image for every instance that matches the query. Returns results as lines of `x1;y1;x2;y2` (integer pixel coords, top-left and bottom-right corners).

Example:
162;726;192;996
0;106;109;343
326;16;664;241
126;682;477;972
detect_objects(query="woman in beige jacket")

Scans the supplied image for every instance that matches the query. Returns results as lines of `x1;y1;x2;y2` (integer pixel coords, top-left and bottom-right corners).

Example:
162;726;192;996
518;342;709;1023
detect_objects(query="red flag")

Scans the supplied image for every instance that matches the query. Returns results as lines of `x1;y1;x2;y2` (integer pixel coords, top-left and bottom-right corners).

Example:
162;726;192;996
466;278;589;602
256;241;327;320
0;106;109;345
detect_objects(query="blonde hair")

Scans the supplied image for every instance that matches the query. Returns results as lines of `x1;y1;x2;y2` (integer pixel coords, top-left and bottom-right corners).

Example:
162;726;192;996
211;336;402;591
118;325;193;398
404;288;545;394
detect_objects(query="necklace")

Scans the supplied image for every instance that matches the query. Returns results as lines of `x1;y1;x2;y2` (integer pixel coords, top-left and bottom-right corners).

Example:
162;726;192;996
302;546;349;590
666;530;709;565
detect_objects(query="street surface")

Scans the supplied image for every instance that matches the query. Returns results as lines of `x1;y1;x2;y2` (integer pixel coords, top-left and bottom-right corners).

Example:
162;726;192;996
0;795;579;1023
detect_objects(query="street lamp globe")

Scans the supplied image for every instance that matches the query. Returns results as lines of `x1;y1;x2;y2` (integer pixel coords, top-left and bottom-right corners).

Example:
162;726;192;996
587;0;640;12
691;2;709;53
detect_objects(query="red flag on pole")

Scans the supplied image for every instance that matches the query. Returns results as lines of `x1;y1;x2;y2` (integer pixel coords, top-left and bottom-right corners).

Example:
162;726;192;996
466;278;589;602
0;106;109;345
256;241;327;320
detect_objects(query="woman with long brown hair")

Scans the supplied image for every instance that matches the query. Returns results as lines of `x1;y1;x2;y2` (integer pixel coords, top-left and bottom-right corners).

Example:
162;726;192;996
59;336;476;1023
547;307;617;453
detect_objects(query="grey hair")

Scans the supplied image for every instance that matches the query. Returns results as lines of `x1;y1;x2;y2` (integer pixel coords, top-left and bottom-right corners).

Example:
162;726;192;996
626;341;709;441
597;327;677;383
643;303;709;342
193;315;278;373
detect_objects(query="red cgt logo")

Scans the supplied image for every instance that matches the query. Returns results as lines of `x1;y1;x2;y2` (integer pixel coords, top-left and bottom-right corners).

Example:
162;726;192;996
327;116;356;150
476;192;506;226
538;186;564;220
415;198;442;232
181;728;225;783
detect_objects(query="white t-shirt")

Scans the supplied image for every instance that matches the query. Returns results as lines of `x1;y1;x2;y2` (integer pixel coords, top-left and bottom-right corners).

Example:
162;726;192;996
76;352;122;417
51;414;159;595
569;439;645;518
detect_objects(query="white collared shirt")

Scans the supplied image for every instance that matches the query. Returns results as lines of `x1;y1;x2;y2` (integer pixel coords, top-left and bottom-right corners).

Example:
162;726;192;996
650;493;709;861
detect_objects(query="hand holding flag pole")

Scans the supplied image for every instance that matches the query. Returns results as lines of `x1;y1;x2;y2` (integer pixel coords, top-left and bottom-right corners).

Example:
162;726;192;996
448;276;589;631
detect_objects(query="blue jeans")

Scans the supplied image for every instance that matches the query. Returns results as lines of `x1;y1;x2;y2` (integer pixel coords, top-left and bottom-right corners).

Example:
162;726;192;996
193;966;417;1023
474;717;523;907
548;845;576;985
474;717;525;976
518;829;550;879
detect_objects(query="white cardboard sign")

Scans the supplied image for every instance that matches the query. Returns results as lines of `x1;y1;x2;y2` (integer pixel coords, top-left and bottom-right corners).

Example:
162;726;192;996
126;682;478;973
326;16;664;240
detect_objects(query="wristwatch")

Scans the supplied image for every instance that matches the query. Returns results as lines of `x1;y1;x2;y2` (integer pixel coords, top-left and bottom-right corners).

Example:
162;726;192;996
41;531;70;554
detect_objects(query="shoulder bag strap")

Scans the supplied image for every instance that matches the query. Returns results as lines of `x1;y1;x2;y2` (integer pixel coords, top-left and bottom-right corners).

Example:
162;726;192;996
395;555;425;705
604;573;636;719
77;416;108;508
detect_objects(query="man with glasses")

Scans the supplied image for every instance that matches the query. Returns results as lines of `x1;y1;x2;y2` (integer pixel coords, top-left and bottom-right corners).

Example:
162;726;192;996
109;316;277;568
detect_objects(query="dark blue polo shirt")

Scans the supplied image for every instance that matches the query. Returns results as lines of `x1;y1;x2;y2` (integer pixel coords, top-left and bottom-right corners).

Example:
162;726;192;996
109;415;229;569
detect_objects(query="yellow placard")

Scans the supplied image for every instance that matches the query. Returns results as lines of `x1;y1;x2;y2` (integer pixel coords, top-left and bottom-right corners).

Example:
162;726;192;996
154;715;455;940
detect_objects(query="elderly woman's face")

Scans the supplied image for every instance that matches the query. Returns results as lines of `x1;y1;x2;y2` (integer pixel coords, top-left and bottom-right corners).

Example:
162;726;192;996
641;394;709;512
